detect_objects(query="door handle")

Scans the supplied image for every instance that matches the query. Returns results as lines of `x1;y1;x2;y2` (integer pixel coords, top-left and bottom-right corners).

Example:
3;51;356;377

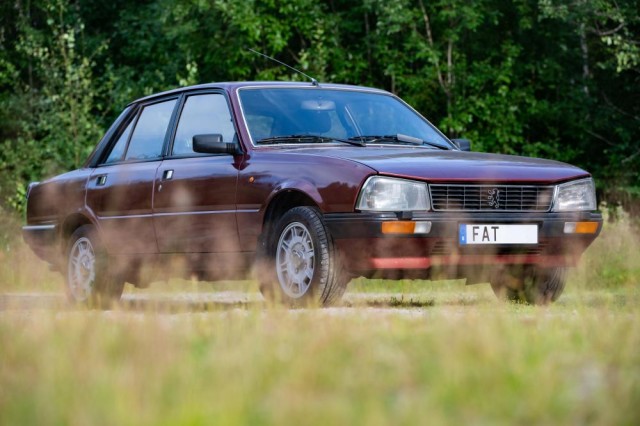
162;170;174;181
96;175;107;186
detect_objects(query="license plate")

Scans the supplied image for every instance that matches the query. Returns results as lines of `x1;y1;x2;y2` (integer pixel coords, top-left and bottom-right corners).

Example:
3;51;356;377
459;224;538;245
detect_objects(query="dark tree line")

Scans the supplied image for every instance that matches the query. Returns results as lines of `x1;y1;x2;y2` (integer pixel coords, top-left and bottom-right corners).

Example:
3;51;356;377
1;0;638;214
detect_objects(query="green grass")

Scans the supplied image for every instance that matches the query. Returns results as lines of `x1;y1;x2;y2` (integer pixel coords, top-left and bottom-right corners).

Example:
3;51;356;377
1;212;639;425
1;299;639;425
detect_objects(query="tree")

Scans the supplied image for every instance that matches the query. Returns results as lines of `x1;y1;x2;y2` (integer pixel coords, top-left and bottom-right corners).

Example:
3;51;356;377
0;0;106;212
0;0;638;221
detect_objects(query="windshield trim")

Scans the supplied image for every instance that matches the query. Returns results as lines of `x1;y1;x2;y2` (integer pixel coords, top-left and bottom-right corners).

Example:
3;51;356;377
236;85;456;149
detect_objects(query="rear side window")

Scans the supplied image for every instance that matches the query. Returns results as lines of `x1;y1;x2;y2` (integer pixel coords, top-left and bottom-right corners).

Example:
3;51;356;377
104;119;134;164
172;94;236;156
125;99;177;161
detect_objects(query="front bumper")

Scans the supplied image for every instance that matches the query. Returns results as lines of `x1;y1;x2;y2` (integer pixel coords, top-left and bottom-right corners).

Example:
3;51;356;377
324;211;602;275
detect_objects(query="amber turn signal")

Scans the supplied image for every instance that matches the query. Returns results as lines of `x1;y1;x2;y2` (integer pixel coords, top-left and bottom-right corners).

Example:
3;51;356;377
563;222;599;234
382;221;432;235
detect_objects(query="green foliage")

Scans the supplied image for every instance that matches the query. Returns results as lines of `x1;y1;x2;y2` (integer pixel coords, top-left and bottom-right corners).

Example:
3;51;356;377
0;0;109;213
0;0;639;214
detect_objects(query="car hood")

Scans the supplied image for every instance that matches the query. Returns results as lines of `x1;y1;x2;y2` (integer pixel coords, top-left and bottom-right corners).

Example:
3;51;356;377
282;146;591;183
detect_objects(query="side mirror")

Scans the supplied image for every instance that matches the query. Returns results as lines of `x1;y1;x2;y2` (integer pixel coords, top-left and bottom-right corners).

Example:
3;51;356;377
193;134;241;155
451;138;471;152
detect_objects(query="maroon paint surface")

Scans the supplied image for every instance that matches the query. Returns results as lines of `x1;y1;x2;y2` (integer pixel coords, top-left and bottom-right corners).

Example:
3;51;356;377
23;82;601;277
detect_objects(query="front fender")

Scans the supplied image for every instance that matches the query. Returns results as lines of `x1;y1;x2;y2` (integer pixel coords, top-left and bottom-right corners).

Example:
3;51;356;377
264;179;325;211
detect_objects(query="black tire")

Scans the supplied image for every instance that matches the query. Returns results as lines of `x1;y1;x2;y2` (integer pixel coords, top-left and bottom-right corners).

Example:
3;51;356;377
490;266;566;305
258;206;349;306
490;281;521;302
66;225;124;308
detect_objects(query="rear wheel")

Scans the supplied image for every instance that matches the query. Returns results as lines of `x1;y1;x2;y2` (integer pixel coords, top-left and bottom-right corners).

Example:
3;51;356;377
490;266;566;305
259;206;349;306
66;225;124;308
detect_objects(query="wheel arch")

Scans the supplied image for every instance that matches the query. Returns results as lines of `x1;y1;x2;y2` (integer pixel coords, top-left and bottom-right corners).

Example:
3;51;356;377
259;189;320;249
60;213;95;252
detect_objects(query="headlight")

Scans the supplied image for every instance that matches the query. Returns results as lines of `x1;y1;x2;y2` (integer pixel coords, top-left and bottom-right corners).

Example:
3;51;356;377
356;176;430;211
552;178;597;212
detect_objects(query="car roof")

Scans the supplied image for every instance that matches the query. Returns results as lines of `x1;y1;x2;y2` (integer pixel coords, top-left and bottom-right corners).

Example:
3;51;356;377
128;81;391;106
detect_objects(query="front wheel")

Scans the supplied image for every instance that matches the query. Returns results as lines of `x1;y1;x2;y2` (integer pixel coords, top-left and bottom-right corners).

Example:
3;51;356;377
259;207;349;306
490;266;567;305
66;225;124;308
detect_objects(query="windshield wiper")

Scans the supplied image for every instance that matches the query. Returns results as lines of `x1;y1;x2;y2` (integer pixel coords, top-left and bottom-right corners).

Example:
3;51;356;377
257;134;365;147
348;134;450;150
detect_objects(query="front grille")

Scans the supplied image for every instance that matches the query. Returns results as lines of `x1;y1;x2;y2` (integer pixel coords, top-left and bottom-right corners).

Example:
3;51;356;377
429;184;554;212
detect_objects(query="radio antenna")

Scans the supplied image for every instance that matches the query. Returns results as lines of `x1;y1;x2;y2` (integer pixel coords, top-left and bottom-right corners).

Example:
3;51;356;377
248;48;319;87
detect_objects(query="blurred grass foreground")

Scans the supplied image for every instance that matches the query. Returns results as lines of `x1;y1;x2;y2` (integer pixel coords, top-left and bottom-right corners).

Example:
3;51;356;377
1;208;639;425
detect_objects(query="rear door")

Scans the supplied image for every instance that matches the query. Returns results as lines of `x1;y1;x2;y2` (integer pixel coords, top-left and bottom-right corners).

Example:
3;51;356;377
86;97;178;254
153;91;241;254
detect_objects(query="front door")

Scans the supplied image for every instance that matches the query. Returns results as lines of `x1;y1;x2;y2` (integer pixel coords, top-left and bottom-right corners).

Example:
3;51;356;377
153;92;241;254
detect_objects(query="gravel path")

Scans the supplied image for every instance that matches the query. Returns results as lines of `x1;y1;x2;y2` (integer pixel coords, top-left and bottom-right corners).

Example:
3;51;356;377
0;291;445;312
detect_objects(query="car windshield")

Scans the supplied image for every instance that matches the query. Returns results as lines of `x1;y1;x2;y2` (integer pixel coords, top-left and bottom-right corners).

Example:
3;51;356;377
238;87;452;149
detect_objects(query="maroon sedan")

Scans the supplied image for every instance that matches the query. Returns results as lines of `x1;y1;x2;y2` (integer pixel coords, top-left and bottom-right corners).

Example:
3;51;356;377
22;82;602;306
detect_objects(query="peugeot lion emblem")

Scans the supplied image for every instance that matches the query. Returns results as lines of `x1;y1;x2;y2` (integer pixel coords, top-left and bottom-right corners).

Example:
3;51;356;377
487;188;500;209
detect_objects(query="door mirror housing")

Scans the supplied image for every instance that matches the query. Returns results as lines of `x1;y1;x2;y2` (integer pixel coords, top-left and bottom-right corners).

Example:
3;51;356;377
451;138;472;151
193;134;240;155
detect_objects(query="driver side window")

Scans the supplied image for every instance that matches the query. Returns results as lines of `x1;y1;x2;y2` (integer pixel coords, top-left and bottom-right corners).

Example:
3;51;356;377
172;94;236;156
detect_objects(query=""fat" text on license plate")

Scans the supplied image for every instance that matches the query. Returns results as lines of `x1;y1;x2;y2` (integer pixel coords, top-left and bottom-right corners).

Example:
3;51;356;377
459;224;538;245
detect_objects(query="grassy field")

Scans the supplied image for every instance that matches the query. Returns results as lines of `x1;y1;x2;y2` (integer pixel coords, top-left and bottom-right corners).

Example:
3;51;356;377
1;211;639;425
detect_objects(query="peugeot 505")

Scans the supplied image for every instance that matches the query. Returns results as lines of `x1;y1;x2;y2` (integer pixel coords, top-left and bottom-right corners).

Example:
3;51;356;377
22;81;602;306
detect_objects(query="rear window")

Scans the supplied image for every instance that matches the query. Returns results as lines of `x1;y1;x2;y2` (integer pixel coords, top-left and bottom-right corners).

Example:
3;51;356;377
125;99;177;161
